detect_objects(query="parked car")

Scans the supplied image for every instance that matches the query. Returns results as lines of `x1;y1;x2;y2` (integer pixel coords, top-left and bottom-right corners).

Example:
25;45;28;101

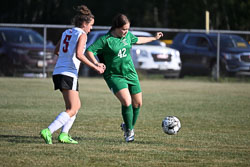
80;30;181;78
171;32;250;77
0;27;57;76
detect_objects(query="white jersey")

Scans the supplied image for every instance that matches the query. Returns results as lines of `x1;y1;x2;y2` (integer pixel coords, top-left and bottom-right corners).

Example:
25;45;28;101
53;27;86;78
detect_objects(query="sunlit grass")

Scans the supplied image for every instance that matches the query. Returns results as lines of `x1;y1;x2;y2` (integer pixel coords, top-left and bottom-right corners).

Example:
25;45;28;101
0;77;250;167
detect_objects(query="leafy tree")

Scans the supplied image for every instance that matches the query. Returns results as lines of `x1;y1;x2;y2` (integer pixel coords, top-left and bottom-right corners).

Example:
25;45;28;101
1;0;250;30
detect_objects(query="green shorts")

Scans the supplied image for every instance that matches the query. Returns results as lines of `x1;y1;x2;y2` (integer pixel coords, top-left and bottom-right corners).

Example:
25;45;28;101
105;76;141;95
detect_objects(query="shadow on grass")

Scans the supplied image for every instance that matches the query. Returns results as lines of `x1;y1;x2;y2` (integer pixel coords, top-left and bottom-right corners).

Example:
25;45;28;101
0;135;121;144
0;135;162;145
0;134;42;143
74;136;164;145
74;136;123;143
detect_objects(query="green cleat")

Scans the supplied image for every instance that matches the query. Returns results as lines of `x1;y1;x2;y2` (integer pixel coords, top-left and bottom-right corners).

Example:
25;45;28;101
40;128;52;144
58;132;78;144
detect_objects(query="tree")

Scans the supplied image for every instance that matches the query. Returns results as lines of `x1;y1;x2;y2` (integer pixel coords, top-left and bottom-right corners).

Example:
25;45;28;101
1;0;250;30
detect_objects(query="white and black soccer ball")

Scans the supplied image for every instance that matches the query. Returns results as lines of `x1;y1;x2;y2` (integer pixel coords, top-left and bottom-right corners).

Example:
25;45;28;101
162;116;181;135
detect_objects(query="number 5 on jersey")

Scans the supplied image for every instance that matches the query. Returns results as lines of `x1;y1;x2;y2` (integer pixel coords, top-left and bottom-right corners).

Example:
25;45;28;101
62;35;72;53
118;48;127;58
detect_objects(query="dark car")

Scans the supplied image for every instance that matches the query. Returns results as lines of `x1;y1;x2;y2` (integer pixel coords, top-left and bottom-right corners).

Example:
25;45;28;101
0;27;57;76
171;32;250;77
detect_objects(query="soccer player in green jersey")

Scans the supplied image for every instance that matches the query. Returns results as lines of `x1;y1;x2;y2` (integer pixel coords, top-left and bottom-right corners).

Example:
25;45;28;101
86;13;163;142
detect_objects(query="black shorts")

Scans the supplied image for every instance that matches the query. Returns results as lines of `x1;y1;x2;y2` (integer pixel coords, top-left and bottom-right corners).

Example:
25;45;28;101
53;74;79;91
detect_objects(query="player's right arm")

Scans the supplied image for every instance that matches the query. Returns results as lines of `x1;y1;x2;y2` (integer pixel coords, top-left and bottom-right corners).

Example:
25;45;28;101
85;51;98;65
76;33;105;74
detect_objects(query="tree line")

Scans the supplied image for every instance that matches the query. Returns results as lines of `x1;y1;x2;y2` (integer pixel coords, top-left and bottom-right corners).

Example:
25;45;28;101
1;0;250;30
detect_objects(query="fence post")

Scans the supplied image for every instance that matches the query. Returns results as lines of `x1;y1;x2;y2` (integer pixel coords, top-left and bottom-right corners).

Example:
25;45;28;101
43;26;47;78
216;32;220;81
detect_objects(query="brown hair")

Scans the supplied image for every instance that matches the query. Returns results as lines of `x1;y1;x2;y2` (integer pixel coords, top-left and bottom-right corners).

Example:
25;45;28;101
110;13;130;31
72;5;94;27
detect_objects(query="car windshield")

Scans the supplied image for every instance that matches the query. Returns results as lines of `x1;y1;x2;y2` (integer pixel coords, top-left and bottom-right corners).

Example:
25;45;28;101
0;29;44;44
211;35;250;49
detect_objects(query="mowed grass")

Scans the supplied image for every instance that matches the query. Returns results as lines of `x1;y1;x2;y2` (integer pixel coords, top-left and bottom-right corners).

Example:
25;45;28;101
0;77;250;167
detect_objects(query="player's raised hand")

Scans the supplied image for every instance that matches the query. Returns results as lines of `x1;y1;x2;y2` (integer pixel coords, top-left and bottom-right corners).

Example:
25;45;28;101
155;32;163;40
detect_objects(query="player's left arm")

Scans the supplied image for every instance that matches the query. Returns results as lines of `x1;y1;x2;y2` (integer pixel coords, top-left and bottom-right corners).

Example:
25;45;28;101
86;50;105;69
54;39;61;56
136;32;163;44
86;36;106;69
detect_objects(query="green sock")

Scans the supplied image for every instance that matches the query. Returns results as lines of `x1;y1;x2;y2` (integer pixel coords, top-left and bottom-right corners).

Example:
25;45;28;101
132;107;140;128
122;104;133;130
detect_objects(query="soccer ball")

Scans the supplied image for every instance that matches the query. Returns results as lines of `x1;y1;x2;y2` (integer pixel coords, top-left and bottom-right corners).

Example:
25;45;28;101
162;116;181;135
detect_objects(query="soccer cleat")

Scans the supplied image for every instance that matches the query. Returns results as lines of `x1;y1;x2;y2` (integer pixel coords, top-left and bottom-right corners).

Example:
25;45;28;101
40;128;52;144
120;123;127;139
125;129;134;142
58;132;78;144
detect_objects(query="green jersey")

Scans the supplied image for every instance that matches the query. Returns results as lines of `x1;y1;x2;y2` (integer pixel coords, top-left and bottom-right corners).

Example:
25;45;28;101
87;31;138;80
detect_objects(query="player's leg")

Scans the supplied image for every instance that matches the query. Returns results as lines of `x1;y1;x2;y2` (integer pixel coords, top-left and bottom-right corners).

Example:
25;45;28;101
119;92;141;142
129;80;142;129
40;90;80;144
61;110;78;134
57;89;80;144
40;75;79;144
62;89;81;117
115;88;133;131
105;77;134;142
61;90;80;132
40;108;71;144
131;92;142;128
115;88;135;142
48;90;79;133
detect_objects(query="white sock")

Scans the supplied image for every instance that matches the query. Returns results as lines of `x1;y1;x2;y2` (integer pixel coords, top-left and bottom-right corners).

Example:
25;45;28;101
48;112;70;134
61;114;77;134
61;110;78;133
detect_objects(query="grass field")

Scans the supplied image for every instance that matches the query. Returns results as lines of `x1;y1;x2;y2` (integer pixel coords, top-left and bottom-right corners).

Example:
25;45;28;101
0;77;250;167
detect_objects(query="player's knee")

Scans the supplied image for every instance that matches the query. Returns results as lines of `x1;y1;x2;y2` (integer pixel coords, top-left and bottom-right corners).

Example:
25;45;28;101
133;100;142;108
67;109;78;117
122;102;132;107
66;105;80;117
120;98;132;107
134;103;142;108
138;101;142;107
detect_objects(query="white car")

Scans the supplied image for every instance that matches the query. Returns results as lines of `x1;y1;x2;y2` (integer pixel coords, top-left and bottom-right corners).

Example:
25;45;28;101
131;31;181;77
82;30;181;77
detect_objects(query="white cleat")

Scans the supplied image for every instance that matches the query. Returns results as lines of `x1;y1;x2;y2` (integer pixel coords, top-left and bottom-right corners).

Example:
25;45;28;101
121;123;135;142
120;123;127;139
125;129;134;142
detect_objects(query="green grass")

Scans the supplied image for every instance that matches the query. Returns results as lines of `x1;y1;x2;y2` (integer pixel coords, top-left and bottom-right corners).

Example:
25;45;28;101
0;77;250;167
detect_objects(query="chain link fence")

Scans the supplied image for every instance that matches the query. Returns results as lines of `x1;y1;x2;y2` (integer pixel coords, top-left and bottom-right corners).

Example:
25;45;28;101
1;23;250;80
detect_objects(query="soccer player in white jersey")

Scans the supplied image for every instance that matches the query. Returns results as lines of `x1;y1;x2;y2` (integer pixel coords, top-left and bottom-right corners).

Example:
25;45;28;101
40;5;105;144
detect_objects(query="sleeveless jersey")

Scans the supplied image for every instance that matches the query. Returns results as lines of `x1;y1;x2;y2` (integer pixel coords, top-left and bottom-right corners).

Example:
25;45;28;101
53;27;86;78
